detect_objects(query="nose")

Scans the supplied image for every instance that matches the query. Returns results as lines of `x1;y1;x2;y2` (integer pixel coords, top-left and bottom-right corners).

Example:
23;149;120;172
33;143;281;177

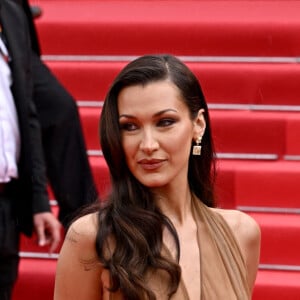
139;129;159;154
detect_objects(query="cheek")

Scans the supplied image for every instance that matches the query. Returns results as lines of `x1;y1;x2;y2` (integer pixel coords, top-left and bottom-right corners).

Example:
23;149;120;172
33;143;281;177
164;129;193;159
122;137;138;164
176;125;193;147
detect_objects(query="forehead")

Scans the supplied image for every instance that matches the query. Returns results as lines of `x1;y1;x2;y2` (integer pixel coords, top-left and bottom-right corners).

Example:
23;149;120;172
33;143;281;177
118;80;187;114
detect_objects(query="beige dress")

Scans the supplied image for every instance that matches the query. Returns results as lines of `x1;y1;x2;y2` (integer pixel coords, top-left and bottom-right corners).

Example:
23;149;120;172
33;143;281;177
110;197;250;299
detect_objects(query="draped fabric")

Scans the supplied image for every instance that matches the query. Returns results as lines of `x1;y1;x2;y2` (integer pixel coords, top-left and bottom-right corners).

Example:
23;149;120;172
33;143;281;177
110;196;250;299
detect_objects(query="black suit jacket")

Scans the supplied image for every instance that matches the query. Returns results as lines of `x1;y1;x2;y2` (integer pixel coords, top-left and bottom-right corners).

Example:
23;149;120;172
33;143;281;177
0;0;50;236
12;0;40;54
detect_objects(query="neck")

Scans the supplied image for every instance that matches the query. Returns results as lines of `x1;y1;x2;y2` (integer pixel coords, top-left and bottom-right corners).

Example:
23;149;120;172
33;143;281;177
153;185;193;226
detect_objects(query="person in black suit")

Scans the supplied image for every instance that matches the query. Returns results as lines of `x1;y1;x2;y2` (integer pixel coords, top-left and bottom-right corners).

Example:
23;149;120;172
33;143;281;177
0;0;61;299
14;0;99;227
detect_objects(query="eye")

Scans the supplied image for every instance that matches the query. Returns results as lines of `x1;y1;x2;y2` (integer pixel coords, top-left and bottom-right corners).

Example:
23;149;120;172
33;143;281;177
119;122;139;131
157;118;176;127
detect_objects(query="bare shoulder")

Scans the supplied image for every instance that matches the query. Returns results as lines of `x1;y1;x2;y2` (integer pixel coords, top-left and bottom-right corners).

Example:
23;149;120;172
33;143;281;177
211;207;260;242
210;207;261;291
63;212;100;261
66;213;98;243
54;212;102;300
211;207;261;252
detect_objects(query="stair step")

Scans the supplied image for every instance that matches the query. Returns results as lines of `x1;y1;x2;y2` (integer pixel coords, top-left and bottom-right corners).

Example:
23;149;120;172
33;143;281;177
218;159;300;208
253;269;300;300
249;212;300;266
79;106;102;150
13;258;56;300
46;60;300;107
36;1;300;57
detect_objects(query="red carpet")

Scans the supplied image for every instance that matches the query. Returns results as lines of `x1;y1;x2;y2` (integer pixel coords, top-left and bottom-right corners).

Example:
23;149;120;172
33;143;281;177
47;60;300;106
15;1;300;299
35;1;300;56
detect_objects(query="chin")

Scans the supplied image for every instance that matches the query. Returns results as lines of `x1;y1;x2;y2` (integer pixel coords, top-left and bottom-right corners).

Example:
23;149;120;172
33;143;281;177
142;180;168;189
135;174;169;188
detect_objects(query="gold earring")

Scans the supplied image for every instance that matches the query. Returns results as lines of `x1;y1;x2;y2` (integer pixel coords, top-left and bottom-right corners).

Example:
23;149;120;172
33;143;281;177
193;136;202;156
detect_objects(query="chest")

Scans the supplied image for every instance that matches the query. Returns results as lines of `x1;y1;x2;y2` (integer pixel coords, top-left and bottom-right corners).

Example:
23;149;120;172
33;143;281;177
164;221;201;299
179;227;201;299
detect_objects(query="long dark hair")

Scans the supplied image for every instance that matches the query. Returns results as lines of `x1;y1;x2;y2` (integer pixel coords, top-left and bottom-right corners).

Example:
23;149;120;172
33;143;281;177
97;54;216;299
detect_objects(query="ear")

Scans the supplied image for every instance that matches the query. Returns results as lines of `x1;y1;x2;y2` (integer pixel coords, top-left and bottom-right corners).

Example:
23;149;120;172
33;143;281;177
193;109;206;141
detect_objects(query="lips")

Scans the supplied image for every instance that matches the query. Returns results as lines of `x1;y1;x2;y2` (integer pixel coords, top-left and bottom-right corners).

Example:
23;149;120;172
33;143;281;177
138;158;165;170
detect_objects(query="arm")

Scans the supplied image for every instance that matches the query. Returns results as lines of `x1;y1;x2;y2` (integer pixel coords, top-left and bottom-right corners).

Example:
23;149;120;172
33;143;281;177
3;0;61;248
225;210;261;293
26;55;61;251
215;208;261;293
236;212;261;293
54;213;103;300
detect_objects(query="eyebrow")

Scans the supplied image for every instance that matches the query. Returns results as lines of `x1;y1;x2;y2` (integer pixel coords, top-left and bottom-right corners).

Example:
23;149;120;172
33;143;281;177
119;108;178;119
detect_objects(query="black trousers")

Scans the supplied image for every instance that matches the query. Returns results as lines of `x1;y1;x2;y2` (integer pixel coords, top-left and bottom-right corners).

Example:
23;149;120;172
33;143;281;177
32;54;98;227
0;192;19;300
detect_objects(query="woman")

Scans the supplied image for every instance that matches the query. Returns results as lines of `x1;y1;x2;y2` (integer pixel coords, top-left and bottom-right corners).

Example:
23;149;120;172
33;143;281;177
54;54;260;299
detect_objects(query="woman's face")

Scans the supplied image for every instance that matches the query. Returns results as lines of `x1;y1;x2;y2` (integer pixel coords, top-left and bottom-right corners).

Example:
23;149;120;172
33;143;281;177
118;80;204;189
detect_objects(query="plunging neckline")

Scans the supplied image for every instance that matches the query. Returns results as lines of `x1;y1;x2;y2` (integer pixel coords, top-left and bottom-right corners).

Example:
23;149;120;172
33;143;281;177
109;196;250;299
161;196;250;300
179;195;202;299
162;195;202;299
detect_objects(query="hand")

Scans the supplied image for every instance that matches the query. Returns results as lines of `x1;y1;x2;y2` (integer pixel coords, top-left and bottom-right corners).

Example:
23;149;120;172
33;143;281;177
33;212;62;253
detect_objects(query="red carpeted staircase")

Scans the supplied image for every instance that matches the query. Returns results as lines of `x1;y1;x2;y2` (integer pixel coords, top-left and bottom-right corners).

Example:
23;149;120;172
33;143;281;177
14;1;300;299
